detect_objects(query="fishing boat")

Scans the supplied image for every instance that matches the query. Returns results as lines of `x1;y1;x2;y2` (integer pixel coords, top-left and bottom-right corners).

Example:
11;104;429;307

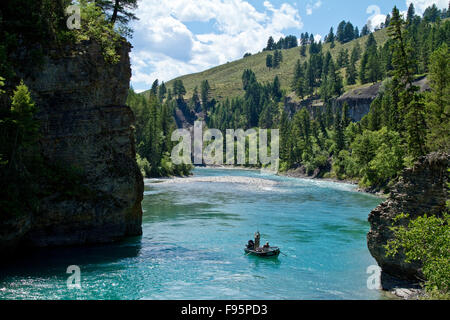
244;246;280;257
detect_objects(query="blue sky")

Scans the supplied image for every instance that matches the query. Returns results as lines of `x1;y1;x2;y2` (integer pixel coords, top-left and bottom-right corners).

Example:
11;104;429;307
129;0;448;92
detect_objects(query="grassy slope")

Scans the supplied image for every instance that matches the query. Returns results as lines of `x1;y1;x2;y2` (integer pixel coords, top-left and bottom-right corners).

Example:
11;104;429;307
142;28;389;101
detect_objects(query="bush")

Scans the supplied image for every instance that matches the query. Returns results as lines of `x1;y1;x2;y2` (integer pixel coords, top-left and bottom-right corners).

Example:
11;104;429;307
136;153;151;177
74;0;123;64
385;212;450;299
0;81;40;218
350;127;405;187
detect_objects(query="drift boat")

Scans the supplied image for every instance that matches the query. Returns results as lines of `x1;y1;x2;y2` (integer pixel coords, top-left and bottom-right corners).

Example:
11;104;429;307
244;246;280;257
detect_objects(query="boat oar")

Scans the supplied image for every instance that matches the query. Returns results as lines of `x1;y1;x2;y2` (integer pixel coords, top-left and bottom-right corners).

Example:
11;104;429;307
280;251;288;257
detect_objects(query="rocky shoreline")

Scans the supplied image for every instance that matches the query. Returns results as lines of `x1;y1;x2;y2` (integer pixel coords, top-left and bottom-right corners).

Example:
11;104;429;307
367;152;449;300
199;164;384;196
278;168;388;197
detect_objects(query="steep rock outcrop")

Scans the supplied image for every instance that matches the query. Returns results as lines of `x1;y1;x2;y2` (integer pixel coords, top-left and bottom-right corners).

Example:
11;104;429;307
285;76;430;122
2;40;143;249
283;83;382;121
333;82;382;121
367;152;449;285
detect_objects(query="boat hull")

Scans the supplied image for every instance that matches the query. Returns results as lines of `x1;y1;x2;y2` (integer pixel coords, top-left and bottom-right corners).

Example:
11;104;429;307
244;247;280;257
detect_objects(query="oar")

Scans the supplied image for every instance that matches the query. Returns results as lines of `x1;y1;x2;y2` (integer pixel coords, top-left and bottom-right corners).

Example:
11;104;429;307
280;251;288;257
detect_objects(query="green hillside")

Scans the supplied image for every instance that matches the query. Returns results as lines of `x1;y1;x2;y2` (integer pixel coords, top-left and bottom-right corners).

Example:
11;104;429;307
143;28;389;101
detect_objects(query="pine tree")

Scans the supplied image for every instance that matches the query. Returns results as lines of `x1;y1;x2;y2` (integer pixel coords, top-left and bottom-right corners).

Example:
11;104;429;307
337;20;346;42
272;76;282;102
322;51;332;79
389;6;427;157
361;24;370;36
359;53;368;84
321;59;343;101
342;102;351;128
337;48;349;68
190;86;200;111
173;80;186;100
292;60;304;89
273;50;283;68
344;22;355;43
279;111;291;165
367;50;381;83
266;36;275;51
346;61;357;85
266;54;273;69
406;3;415;26
425;44;450;152
351;43;361;64
258;101;275;129
97;0;138;27
158;82;167;102
385;14;391;27
360;33;379;84
354;26;360;39
306;59;315;96
150;79;158;96
8;81;40;165
423;4;440;22
326;27;335;43
300;45;307;57
201;80;211;110
334;108;345;152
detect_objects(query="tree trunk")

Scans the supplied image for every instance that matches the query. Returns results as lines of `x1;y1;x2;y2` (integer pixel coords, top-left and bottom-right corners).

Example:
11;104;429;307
111;0;120;24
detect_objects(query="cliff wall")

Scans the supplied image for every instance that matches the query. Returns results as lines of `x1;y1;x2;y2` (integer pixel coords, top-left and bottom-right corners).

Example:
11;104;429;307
367;152;449;286
1;40;143;250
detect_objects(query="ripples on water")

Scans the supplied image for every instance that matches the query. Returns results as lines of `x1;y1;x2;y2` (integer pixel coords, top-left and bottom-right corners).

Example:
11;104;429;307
0;168;383;300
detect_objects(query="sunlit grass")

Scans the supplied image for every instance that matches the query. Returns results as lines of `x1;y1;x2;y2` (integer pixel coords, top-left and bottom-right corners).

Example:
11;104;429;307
141;28;389;102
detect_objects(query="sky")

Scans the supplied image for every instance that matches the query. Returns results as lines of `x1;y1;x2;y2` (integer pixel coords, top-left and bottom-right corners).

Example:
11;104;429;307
129;0;449;92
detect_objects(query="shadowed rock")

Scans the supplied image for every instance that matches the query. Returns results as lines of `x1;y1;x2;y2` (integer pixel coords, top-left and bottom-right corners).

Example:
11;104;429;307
1;40;143;250
367;152;449;288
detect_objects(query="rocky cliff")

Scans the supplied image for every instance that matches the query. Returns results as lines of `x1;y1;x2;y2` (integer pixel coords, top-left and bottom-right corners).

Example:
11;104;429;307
285;76;430;122
284;82;382;121
367;152;449;287
1;40;143;250
332;82;382;121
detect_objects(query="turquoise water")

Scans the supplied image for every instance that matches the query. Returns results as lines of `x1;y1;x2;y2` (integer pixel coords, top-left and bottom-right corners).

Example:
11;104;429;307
0;168;383;300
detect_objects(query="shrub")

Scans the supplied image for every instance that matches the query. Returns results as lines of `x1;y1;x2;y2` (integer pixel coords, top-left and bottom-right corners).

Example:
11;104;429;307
385;212;450;299
74;0;123;64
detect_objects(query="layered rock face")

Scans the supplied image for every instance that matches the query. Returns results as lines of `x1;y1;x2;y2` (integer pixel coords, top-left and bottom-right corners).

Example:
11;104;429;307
284;82;382;121
367;153;449;285
332;82;382;121
284;76;430;122
6;40;144;248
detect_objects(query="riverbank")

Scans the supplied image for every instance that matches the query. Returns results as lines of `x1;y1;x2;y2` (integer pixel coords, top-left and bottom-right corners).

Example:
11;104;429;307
278;168;387;197
198;165;386;197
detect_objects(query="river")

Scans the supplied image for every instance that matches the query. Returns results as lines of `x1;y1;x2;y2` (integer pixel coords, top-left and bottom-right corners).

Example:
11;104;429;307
0;168;383;300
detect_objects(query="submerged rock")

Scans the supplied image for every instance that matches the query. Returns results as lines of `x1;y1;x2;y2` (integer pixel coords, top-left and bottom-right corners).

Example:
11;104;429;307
367;152;449;290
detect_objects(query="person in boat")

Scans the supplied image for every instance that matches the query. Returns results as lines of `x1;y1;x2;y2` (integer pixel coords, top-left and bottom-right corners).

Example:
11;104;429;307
263;242;270;250
254;231;260;250
247;240;255;250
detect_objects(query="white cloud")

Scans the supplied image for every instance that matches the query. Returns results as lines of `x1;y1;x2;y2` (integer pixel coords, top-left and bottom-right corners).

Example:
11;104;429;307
263;1;274;11
130;0;304;90
406;0;448;15
314;34;322;43
131;51;202;89
306;1;322;15
366;5;386;31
